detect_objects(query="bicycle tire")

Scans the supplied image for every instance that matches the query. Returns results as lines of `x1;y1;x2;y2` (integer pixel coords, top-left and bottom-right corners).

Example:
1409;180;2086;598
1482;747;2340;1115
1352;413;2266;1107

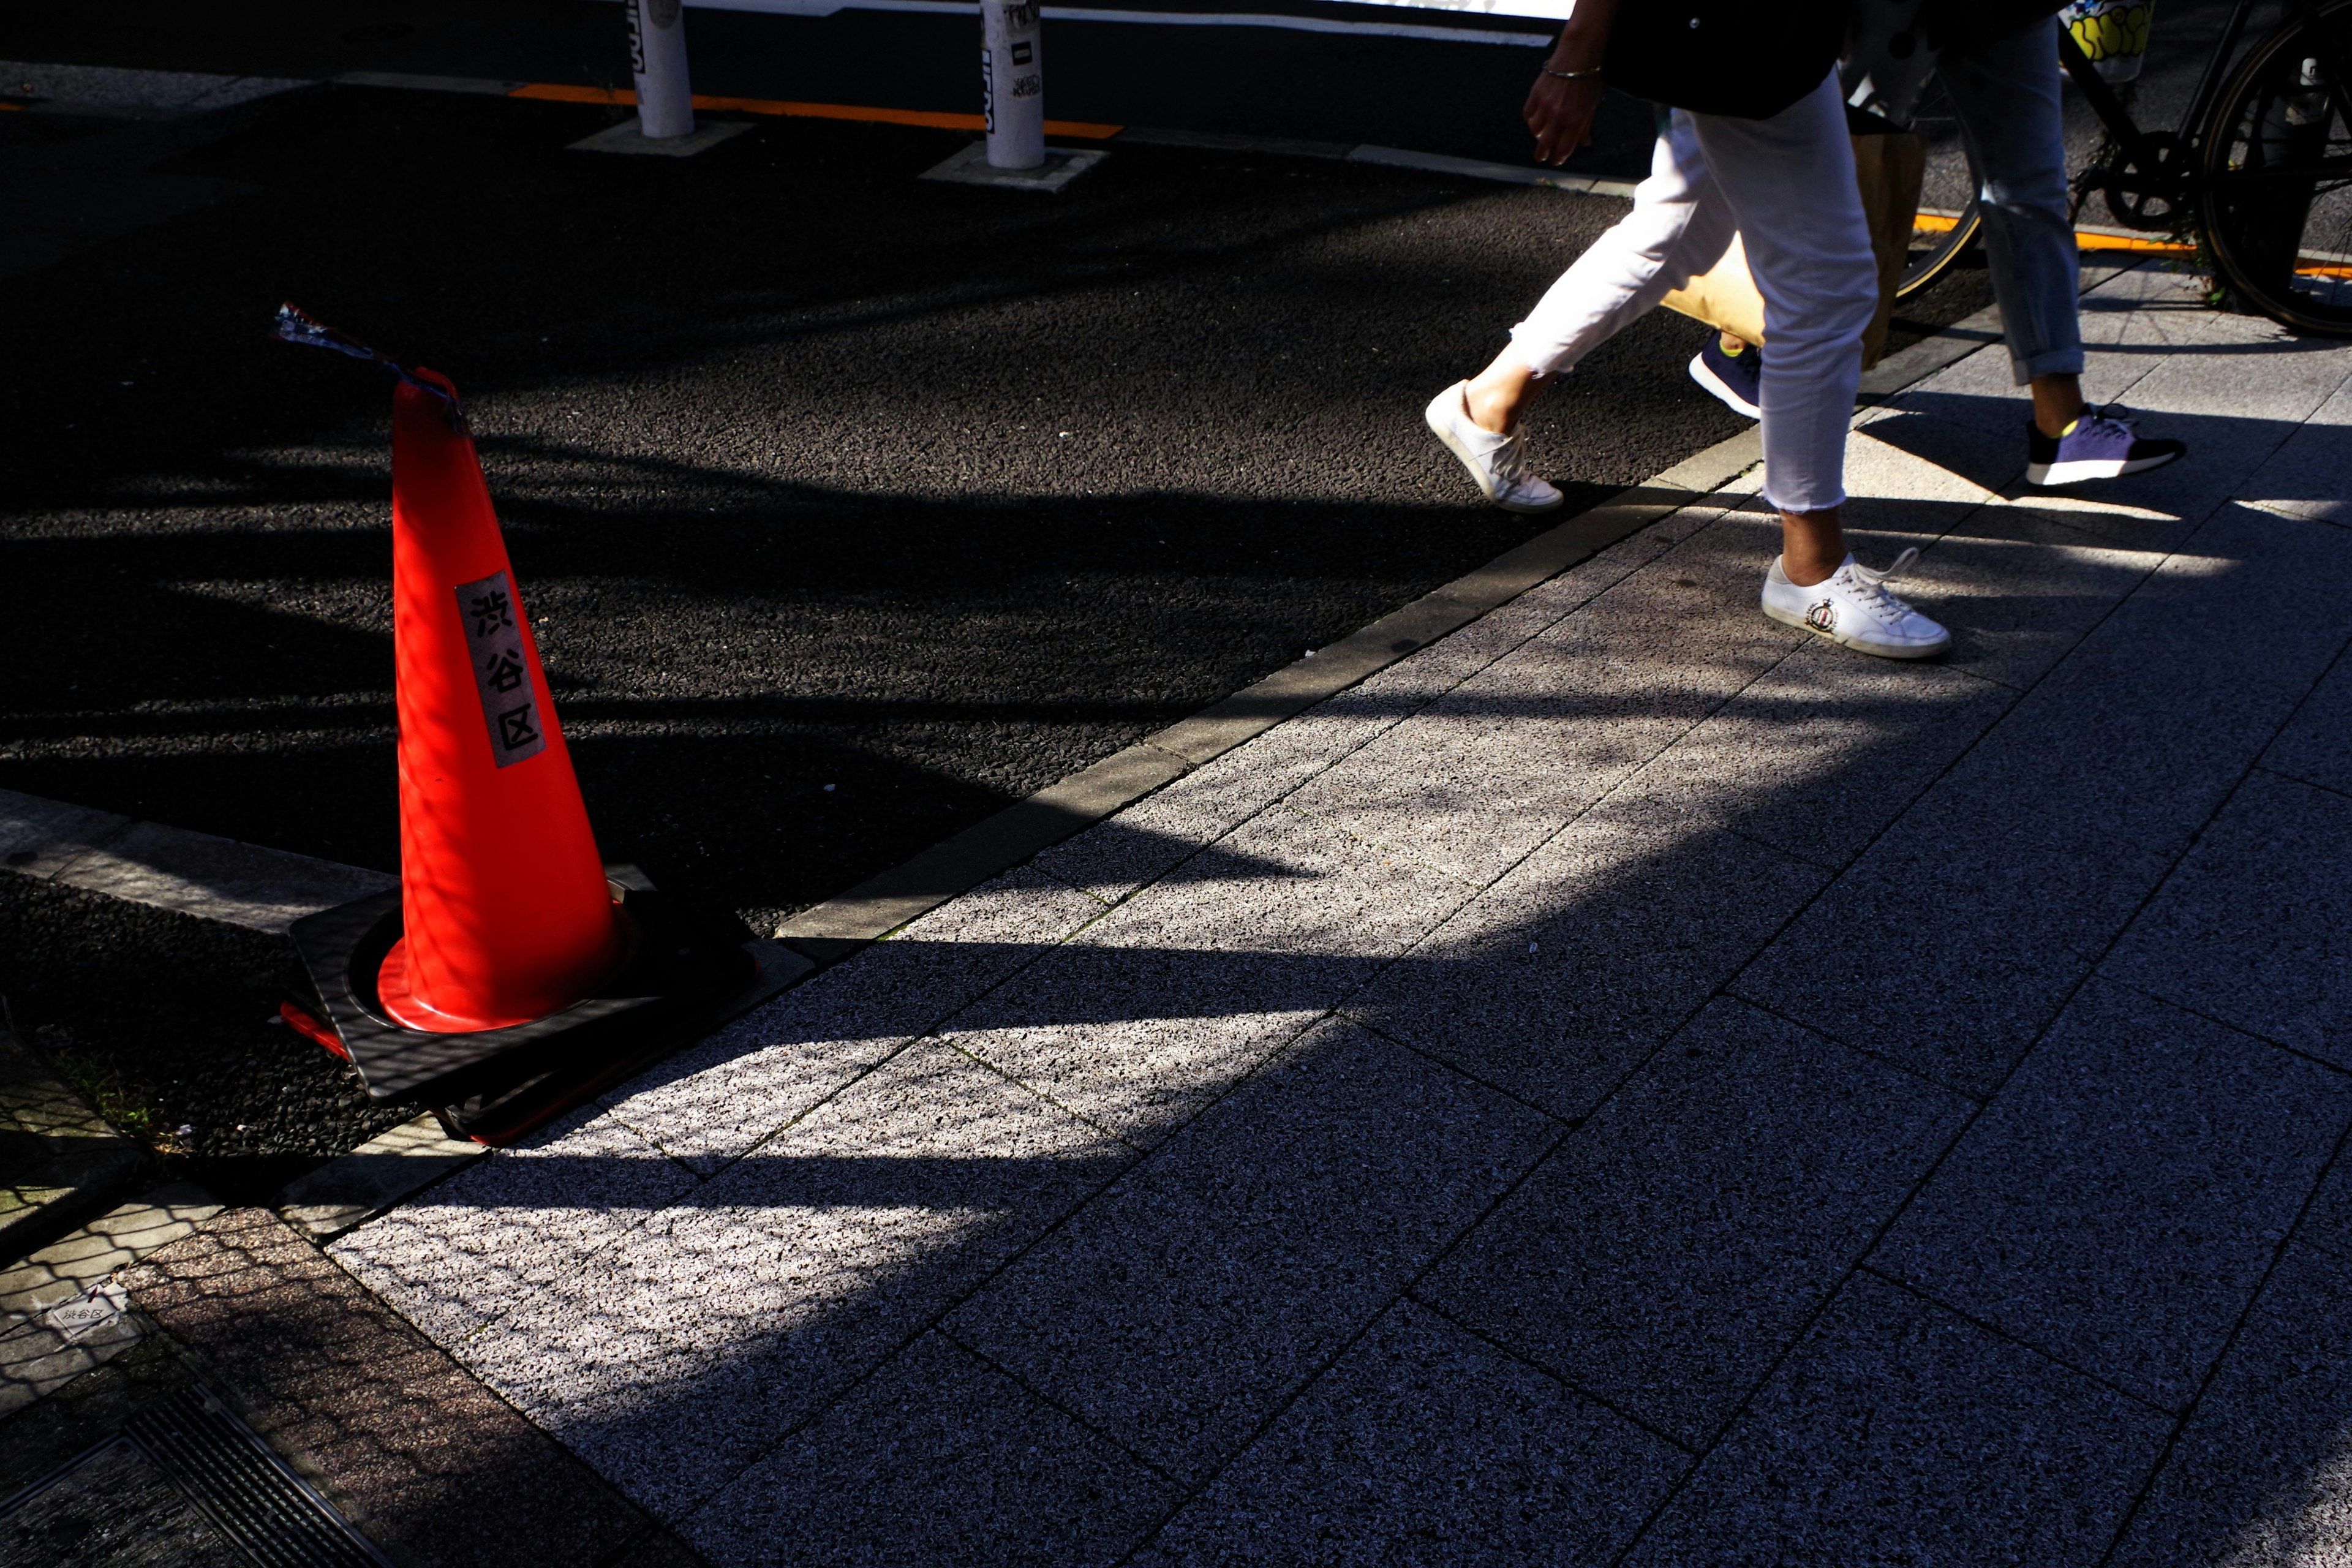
2201;0;2352;334
1899;201;1983;297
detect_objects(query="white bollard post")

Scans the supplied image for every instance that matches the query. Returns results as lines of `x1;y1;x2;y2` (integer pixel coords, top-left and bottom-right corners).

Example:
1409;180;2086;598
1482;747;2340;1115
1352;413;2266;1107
630;0;695;140
981;0;1044;170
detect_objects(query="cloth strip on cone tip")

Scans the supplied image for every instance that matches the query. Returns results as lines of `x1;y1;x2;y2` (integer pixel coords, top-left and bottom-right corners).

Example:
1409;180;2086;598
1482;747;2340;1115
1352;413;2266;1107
271;303;467;428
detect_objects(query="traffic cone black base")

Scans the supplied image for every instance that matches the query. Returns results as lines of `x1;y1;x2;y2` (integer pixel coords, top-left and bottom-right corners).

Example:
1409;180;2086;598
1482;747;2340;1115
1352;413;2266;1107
287;866;808;1143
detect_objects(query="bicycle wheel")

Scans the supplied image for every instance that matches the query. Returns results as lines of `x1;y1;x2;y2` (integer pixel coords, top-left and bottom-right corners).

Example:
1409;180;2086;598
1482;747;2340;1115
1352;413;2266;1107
1896;69;1983;296
2202;0;2352;334
1900;201;1983;296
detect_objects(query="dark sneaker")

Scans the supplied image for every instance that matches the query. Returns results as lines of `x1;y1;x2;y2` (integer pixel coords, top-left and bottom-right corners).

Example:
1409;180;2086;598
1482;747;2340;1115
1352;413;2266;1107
1688;335;1762;420
2025;404;2186;485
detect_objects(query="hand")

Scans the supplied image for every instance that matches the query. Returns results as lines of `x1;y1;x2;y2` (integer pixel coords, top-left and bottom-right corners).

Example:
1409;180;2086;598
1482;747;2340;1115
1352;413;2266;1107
1524;72;1603;166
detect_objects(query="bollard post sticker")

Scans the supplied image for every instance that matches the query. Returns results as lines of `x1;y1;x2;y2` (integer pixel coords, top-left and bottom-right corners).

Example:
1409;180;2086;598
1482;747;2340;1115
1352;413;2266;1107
455;570;549;767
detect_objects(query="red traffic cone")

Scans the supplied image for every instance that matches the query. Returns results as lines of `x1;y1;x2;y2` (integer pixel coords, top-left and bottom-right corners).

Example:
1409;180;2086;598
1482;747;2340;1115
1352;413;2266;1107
276;310;804;1136
375;371;624;1030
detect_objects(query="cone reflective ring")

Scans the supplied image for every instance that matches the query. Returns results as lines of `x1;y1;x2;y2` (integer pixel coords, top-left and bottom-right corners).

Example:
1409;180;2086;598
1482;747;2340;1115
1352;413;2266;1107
382;369;624;1031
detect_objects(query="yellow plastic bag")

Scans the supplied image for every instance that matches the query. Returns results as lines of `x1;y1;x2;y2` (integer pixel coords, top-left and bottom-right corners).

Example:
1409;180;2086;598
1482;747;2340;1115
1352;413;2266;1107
1660;131;1928;372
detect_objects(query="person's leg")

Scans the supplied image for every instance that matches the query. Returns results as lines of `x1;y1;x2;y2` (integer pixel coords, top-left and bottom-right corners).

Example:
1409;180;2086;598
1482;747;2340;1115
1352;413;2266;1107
1690;80;1871;574
1428;112;1738;512
1943;20;2185;481
1695;74;1951;657
1463;111;1736;433
1939;18;2082;407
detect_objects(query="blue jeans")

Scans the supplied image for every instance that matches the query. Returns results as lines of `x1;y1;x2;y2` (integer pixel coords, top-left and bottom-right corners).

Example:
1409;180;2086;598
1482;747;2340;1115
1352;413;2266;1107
1939;17;2087;385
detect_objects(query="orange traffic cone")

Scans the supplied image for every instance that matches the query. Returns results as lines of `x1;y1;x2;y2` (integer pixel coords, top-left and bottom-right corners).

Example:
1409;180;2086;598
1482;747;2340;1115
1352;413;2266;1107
377;370;624;1030
275;307;801;1137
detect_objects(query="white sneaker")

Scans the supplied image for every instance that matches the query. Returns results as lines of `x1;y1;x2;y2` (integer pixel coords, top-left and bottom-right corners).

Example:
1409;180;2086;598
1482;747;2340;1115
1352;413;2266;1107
1424;383;1565;513
1761;549;1953;660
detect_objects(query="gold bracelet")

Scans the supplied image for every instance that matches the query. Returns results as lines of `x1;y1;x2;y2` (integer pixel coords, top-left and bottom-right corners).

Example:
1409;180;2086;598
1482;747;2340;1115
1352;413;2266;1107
1540;66;1602;80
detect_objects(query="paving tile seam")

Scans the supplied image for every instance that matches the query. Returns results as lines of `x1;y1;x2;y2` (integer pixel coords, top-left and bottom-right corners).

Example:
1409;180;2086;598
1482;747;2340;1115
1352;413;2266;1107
1397;1289;1704;1460
1673;665;2352;1545
1604;941;2158;1557
929;1030;1176;1155
1092;1109;1577;1566
604;1033;1224;1526
1268;796;1494;896
935;1323;1186;1483
1709;990;1991;1106
1339;1012;1585;1131
1705;468;2343;1088
1852;1262;2179;1419
2252;760;2352;805
606;889;1133;1179
633;1134;1163;1529
2083;971;2352;1085
2091;1118;2352;1565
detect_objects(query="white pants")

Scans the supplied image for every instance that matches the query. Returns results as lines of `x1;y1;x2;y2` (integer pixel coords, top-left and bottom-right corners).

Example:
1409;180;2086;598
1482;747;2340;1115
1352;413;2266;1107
1508;73;1877;514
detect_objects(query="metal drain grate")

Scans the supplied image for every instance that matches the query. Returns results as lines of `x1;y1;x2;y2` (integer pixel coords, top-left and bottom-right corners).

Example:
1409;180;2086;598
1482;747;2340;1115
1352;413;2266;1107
121;1384;388;1568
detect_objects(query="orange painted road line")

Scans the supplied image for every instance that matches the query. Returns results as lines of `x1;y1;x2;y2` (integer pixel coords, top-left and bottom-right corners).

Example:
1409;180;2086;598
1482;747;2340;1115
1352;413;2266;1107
1916;208;2195;257
508;80;1120;138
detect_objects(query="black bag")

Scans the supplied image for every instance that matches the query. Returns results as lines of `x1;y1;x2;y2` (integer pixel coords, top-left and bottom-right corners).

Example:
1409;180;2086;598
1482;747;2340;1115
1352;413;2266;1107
1604;0;1849;119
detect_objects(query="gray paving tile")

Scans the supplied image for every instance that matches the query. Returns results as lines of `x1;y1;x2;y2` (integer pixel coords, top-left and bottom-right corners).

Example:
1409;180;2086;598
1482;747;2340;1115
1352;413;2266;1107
459;1042;1131;1520
1033;680;1426;908
947;1017;1557;1485
1874;981;2351;1411
1739;502;2352;1095
601;867;1104;1175
2109;1242;2352;1568
2264;650;2352;797
1350;793;1830;1120
1133;1300;1686;1567
331;1107;692;1349
1420;999;1970;1447
1888;502;2172;690
1289;512;1803;887
2239;368;2352;532
1624;638;2015;869
2105;770;2352;1066
1623;1273;2172;1568
1852;392;2028;496
681;1331;1175;1567
2297;1150;2352;1263
947;804;1476;1147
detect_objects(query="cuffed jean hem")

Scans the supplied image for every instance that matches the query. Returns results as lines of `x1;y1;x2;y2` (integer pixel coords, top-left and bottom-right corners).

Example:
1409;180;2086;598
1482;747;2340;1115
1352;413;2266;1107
2012;344;2086;385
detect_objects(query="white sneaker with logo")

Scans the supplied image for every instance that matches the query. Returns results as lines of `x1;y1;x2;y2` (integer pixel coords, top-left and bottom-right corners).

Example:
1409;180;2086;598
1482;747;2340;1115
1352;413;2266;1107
1760;549;1953;660
1424;383;1565;513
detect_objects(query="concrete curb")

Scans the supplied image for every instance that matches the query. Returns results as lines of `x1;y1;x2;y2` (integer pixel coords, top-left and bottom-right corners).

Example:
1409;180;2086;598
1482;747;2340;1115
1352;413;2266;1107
0;788;396;936
274;1117;489;1243
0;1029;153;1267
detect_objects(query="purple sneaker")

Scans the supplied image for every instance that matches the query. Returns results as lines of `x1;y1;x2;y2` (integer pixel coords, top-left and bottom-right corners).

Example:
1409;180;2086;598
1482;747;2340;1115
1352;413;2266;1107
1688;335;1762;420
2026;404;2186;485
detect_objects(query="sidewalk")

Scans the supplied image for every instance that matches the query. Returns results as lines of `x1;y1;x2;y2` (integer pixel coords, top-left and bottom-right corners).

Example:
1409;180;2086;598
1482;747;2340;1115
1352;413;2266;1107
225;265;2352;1561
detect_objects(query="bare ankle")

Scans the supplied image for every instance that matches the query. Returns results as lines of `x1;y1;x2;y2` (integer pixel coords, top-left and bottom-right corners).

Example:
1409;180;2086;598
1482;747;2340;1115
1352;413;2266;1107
1462;383;1514;436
